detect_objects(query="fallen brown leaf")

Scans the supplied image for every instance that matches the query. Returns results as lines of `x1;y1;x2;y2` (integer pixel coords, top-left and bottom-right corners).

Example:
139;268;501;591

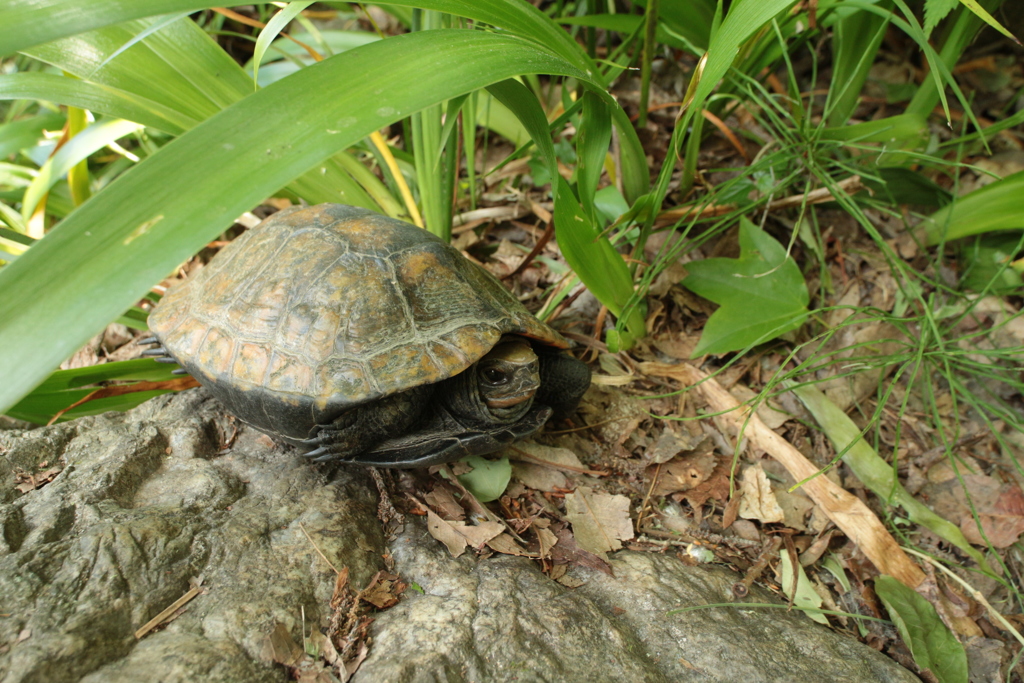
359;571;406;610
550;527;613;576
564;486;634;556
486;532;533;556
645;450;717;497
958;475;1024;548
260;622;305;668
426;510;468;558
535;526;558;560
737;464;784;524
424;484;465;521
13;466;63;493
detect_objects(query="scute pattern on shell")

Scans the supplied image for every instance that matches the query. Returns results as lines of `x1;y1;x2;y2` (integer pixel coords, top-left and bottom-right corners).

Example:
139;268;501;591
149;204;566;435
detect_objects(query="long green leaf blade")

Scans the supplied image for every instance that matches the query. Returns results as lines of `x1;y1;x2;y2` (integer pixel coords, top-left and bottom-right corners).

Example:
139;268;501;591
1;0;597;77
0;30;588;414
0;73;197;133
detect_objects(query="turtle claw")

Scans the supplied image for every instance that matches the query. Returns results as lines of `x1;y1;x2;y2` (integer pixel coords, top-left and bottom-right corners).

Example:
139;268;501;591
171;368;189;375
152;357;179;364
139;336;159;345
302;445;330;460
140;346;170;357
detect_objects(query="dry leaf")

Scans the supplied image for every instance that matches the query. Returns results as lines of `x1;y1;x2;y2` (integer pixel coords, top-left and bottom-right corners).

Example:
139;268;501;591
738;464;784;523
330;567;350;609
680;456;733;509
550;528;612;575
507;443;586;469
345;641;369;678
772;486;814;532
645;451;717;497
536;526;558;560
426;510;468;558
453;521;504;549
360;571;406;610
260;623;304;667
564;486;634;555
13;467;62;493
644;429;710;465
424;485;465;520
486;533;531;556
509;443;589;491
512;462;568;492
957;475;1024;548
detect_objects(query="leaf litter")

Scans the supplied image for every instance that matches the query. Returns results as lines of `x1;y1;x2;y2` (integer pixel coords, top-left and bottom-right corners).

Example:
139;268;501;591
35;11;1024;681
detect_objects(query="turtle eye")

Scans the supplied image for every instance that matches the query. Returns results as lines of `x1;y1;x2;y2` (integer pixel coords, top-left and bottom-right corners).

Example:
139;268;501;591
482;367;508;385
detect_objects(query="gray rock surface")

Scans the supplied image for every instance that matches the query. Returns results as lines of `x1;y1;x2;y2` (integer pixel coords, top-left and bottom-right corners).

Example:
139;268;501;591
0;390;919;683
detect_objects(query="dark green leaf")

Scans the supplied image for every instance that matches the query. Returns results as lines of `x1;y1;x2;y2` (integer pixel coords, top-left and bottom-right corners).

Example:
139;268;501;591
922;170;1024;244
682;219;809;356
875;575;968;683
575;91;612;223
6;359;178;424
554;176;645;346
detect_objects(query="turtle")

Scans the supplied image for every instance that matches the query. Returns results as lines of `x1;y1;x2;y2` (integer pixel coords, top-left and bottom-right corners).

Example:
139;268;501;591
143;203;590;468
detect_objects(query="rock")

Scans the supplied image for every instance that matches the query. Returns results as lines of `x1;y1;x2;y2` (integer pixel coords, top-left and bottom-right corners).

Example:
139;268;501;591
359;527;918;683
0;390;919;682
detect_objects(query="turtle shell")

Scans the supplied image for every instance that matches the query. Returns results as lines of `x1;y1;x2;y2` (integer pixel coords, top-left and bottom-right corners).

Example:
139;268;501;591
149;204;568;441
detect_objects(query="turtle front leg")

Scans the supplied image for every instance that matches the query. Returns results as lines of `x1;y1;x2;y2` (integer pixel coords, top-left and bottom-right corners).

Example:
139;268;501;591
302;385;433;462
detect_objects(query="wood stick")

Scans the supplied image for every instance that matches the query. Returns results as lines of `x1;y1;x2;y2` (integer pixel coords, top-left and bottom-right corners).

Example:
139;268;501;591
641;362;925;588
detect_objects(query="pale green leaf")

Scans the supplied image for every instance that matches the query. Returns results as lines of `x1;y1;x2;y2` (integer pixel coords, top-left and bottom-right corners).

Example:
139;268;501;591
252;1;317;90
22;118;144;220
456;455;512;503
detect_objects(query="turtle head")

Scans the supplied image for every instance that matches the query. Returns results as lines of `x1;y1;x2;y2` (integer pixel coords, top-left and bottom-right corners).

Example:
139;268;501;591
476;339;540;413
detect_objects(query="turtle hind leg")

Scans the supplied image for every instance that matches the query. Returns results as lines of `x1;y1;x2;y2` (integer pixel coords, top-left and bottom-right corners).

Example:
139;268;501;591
301;385;433;463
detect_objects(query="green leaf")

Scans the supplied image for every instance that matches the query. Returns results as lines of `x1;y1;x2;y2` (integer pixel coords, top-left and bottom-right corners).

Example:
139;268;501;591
486;79;556;182
456;455;512;503
553;176;645;347
862;167;952;208
575;91;612;223
827;1;891;126
0;29;592;415
0;112;75;158
2;0;598;76
22;118;144;221
779;551;828;625
6;359;177;424
958;233;1024;294
682;219;809;356
820;113;928;147
251;1;317;90
923;0;959;35
875;575;968;683
945;0;1018;42
922;170;1024;244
